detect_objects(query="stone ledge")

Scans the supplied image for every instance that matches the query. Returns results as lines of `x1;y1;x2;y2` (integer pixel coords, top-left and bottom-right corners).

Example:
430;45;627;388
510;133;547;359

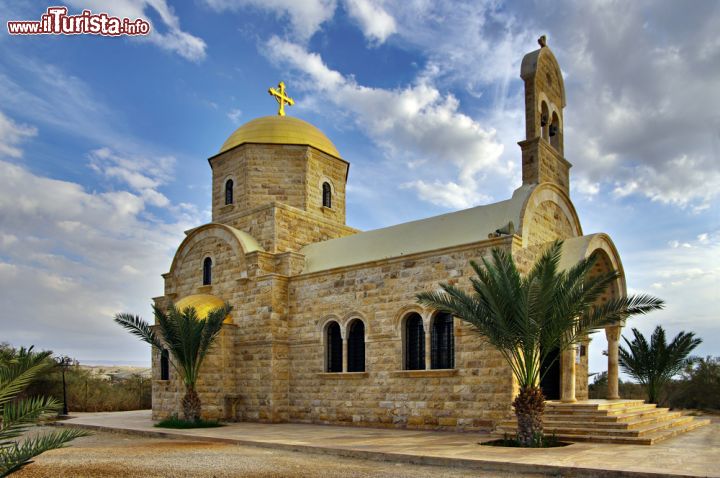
316;372;369;379
389;369;458;378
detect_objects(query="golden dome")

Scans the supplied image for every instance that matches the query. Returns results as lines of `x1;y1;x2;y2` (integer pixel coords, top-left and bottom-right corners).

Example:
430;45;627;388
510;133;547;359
174;294;232;324
219;115;340;158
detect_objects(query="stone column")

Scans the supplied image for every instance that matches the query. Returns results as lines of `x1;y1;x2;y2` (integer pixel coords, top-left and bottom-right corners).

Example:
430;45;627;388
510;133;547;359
424;328;432;370
560;344;577;403
605;325;621;400
342;337;348;373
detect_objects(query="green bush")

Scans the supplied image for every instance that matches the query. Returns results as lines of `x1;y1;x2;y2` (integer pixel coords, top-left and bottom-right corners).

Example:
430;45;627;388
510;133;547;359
666;356;720;411
27;366;151;412
155;416;223;429
2;343;151;413
590;356;720;410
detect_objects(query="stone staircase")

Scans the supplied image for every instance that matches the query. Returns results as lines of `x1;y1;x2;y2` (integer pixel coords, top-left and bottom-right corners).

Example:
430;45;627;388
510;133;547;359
494;399;711;445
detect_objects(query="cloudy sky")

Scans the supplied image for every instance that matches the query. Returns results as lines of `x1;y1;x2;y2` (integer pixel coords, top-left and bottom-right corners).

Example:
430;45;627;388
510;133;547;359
0;1;718;376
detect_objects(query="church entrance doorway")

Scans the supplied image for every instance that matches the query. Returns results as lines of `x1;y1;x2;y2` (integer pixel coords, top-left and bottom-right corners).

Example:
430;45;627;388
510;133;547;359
540;347;561;400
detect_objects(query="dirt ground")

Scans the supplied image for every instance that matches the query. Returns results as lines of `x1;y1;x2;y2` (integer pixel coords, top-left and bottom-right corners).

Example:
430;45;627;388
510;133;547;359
14;427;520;478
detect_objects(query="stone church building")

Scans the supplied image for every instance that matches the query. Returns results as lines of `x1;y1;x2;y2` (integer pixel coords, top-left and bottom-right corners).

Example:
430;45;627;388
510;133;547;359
152;41;627;431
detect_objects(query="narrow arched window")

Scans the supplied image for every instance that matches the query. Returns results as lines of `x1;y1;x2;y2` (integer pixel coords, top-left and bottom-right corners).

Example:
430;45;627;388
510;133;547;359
160;349;169;380
322;182;332;208
202;257;212;285
225;179;234;205
347;319;365;372
540;101;550;140
431;313;454;369
549;112;560;150
326;322;342;372
404;313;425;370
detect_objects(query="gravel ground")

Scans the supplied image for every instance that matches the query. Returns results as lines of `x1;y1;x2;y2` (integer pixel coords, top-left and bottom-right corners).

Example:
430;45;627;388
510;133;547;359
14;427;521;478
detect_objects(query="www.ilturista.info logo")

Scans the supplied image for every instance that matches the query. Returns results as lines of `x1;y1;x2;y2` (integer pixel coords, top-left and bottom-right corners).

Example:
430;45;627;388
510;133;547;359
7;6;151;36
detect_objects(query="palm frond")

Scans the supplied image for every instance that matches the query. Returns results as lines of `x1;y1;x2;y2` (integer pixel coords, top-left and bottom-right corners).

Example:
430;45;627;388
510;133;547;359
417;240;665;391
0;428;89;476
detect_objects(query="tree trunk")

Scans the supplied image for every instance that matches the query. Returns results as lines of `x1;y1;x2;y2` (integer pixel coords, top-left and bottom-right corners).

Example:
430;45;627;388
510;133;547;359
181;385;202;422
512;386;545;446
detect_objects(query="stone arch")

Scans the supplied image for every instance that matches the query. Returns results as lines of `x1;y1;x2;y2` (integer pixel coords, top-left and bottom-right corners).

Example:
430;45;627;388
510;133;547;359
223;176;235;205
520;183;582;247
168;223;263;277
321;318;343;373
558;233;627;303
318;314;342;342
341;311;368;339
540;99;550;140
346;317;366;372
428;310;455;370
392;305;426;335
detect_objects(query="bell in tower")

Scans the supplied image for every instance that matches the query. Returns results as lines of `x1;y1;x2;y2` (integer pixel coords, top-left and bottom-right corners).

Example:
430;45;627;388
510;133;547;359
518;36;572;194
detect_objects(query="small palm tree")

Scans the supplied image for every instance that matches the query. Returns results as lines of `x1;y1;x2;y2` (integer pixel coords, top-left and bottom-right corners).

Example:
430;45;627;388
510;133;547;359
115;303;232;422
417;241;664;446
0;347;87;476
619;326;701;404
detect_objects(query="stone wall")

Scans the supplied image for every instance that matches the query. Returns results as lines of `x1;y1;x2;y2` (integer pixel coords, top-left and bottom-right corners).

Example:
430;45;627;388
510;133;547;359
285;238;517;431
219;203;358;253
525;199;576;247
210;144;350;228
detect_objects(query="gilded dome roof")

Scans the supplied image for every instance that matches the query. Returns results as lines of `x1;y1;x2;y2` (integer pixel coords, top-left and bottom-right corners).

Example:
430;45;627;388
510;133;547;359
174;294;232;324
219;115;341;158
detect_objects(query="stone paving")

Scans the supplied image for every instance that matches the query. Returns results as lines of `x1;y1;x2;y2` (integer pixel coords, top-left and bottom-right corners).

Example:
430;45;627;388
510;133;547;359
57;410;719;477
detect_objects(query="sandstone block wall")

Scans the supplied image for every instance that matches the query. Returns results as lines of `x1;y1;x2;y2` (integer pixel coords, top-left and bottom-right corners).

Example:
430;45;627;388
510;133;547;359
286;239;518;431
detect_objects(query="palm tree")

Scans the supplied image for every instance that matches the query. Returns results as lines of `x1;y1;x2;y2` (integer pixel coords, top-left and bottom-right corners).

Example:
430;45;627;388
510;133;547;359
115;303;232;422
619;326;701;404
0;346;87;476
417;241;664;446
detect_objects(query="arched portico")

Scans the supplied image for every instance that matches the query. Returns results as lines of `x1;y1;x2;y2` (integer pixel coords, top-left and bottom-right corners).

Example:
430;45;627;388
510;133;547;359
557;234;626;402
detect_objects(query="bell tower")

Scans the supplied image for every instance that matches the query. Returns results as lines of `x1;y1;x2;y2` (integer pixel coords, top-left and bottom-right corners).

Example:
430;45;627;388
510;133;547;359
518;36;572;194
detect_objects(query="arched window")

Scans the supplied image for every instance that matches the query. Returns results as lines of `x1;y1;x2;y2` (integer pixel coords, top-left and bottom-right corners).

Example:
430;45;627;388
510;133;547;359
322;182;332;208
540;101;550;140
404;313;425;370
202;257;212;285
347;319;365;372
325;321;342;372
160;349;169;380
431;313;454;369
225;179;234;205
549;112;560;150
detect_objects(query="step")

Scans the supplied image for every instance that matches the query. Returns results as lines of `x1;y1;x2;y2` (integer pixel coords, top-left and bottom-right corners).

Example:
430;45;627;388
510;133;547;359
546;399;646;411
543;407;669;423
545;411;682;430
496;416;696;438
495;417;710;445
639;418;711;445
496;416;710;445
545;403;657;416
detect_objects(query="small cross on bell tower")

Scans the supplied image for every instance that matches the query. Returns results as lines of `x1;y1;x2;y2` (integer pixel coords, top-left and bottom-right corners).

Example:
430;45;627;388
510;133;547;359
268;81;295;116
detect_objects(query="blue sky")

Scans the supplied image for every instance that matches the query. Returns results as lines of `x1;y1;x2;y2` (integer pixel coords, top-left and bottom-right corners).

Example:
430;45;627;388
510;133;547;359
0;0;718;377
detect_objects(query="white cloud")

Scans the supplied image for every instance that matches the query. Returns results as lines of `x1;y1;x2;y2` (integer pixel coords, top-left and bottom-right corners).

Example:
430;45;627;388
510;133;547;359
265;36;507;209
227;108;243;124
0;158;201;362
344;0;396;44
204;0;336;41
0;110;37;158
67;0;207;61
88;147;175;208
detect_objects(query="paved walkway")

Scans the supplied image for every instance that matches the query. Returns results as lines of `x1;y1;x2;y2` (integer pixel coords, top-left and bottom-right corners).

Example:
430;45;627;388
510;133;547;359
58;410;719;478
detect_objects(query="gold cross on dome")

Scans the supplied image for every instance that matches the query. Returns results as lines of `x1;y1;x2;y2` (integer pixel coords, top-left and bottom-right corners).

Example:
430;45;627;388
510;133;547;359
268;81;295;116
